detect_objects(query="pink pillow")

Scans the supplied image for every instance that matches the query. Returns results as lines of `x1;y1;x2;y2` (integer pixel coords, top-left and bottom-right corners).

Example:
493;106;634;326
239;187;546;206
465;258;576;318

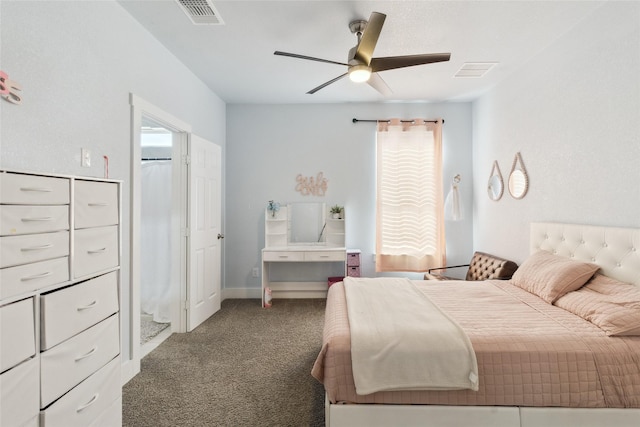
554;274;640;336
511;250;599;303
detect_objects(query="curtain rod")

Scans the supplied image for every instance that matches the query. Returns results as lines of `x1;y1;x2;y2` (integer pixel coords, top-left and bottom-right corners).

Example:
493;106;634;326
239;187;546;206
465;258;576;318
352;118;444;124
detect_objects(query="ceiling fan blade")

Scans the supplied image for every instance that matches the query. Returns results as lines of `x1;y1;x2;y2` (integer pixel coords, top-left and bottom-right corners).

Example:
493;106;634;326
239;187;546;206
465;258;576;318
354;12;386;65
370;53;451;73
274;51;348;67
307;73;348;94
367;72;392;96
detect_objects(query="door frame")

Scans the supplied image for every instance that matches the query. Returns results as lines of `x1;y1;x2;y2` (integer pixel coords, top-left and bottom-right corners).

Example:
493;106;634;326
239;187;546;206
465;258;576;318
124;93;191;384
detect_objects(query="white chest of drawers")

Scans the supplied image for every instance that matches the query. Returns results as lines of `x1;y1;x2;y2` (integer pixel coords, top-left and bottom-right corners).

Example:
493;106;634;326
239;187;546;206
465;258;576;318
0;169;122;427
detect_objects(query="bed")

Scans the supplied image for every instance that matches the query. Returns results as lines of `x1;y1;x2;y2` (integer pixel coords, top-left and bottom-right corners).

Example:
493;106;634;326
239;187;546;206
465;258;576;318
311;222;640;426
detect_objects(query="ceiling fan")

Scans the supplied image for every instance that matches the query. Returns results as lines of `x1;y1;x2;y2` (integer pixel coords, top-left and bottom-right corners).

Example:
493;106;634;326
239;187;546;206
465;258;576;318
274;12;451;95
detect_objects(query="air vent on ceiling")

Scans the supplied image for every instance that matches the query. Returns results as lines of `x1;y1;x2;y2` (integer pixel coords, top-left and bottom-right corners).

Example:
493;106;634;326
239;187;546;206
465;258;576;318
454;62;498;78
176;0;224;25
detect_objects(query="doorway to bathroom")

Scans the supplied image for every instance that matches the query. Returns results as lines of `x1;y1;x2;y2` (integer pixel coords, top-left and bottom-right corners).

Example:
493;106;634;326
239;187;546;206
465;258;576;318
140;119;174;355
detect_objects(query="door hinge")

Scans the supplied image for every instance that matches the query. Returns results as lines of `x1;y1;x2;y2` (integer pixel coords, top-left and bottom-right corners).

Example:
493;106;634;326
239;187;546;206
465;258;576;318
181;300;189;311
183;154;191;165
183;227;190;237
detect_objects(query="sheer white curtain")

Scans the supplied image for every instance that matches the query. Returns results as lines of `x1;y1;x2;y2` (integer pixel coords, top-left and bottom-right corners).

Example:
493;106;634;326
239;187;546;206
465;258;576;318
141;161;172;323
375;119;445;272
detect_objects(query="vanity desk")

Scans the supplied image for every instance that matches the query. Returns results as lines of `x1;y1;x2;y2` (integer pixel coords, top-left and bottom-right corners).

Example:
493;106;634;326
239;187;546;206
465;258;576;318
262;203;345;307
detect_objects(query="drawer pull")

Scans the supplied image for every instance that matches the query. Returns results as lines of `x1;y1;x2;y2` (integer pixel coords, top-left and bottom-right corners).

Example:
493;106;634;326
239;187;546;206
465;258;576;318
20;186;53;193
87;247;107;254
88;202;109;207
77;300;98;311
21;216;53;222
76;393;99;413
278;255;289;259
21;243;54;251
20;271;52;281
75;346;98;362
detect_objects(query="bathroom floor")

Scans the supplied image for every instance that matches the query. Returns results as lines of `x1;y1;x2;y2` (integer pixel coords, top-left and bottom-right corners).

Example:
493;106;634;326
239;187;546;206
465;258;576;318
141;314;171;358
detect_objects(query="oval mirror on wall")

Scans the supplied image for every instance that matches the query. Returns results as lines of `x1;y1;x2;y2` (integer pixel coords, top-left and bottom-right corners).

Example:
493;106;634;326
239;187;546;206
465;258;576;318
508;152;529;199
487;160;504;201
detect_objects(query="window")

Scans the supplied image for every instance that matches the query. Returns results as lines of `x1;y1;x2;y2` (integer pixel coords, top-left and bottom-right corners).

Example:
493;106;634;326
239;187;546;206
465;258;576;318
375;119;445;272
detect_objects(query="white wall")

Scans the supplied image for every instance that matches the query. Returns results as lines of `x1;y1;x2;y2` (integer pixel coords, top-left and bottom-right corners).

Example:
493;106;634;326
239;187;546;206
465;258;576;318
472;1;640;263
226;102;473;294
0;1;226;367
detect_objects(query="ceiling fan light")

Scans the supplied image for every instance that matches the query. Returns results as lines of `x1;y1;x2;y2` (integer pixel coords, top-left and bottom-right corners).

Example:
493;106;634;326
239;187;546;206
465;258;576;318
349;65;372;83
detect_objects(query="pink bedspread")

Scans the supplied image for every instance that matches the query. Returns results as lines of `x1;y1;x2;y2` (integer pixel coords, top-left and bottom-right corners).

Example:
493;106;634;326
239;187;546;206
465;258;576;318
311;280;640;407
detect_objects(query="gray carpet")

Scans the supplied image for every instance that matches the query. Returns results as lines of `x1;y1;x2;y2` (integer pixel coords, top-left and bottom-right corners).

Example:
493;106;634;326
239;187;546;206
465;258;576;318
123;299;326;427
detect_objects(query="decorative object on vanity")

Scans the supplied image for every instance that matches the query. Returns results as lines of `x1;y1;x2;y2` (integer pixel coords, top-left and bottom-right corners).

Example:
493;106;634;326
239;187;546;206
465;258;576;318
274;12;450;95
444;174;463;221
295;172;328;196
487;160;504;201
330;204;344;219
508;152;529;199
267;200;280;218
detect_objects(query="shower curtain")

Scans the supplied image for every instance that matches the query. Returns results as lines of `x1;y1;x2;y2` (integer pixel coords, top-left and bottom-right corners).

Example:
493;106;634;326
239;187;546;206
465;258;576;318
141;161;172;323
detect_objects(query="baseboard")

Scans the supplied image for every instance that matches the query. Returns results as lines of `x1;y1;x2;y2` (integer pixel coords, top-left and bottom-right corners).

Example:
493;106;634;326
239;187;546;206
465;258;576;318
222;287;262;300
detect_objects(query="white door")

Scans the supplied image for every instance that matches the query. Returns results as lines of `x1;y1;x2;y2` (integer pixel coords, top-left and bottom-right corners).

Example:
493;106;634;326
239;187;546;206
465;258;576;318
187;135;222;331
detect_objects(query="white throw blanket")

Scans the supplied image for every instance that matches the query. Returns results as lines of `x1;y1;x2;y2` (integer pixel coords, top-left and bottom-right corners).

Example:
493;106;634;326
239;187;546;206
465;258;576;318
343;277;479;395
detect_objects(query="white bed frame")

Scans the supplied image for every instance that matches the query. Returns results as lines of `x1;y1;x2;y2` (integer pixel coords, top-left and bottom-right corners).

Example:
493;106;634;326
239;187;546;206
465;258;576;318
326;222;640;427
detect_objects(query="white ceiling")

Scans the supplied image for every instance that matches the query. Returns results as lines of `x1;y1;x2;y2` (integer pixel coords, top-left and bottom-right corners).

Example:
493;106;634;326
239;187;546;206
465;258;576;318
118;0;604;104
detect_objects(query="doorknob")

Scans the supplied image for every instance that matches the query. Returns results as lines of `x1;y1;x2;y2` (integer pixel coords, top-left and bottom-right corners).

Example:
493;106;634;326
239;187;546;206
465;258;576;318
217;233;225;239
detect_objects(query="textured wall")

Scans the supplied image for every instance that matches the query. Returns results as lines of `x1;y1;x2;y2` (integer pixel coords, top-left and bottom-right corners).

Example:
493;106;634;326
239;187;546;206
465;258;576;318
1;1;226;366
226;102;473;293
472;1;640;263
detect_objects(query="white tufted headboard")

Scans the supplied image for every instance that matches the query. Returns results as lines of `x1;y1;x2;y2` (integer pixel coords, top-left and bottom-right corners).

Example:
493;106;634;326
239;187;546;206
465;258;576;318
530;222;640;287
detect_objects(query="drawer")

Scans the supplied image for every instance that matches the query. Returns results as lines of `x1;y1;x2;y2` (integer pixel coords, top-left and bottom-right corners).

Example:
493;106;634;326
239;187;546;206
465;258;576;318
89;396;122;427
74;180;119;229
73;225;119;279
41;271;119;350
305;250;346;262
263;251;305;262
0;172;69;205
41;356;120;427
0;356;40;427
0;205;69;236
40;314;120;407
347;266;361;277
0;230;69;268
0;257;69;300
0;298;36;372
347;252;360;266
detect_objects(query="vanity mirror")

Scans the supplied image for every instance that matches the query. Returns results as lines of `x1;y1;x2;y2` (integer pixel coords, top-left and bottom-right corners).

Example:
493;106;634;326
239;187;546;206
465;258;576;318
264;202;345;247
290;202;325;244
487;160;504;201
508;152;529;199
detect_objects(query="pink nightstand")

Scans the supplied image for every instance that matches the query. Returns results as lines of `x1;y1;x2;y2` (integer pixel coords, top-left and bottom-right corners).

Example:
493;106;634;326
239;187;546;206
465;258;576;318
347;249;361;277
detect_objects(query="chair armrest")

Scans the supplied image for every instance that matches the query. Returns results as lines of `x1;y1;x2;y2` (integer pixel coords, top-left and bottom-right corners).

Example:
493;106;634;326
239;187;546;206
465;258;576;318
428;264;470;274
425;264;470;281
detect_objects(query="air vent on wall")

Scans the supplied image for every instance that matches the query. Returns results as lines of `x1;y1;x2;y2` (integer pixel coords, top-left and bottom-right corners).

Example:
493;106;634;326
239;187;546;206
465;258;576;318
176;0;224;25
454;62;498;78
